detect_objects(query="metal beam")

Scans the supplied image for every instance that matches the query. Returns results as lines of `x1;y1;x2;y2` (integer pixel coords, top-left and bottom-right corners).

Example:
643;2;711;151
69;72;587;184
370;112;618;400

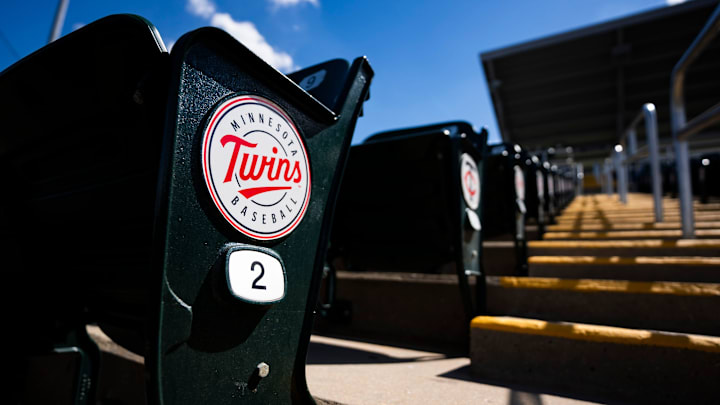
480;0;716;61
483;59;511;143
48;0;69;43
670;3;720;237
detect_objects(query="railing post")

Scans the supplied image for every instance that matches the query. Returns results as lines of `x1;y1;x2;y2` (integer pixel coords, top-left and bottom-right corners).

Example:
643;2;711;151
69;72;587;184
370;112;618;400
613;147;628;204
604;158;613;197
667;4;720;237
593;163;602;194
674;139;694;236
643;103;664;222
576;163;584;196
625;129;638;193
671;68;695;237
627;129;638;156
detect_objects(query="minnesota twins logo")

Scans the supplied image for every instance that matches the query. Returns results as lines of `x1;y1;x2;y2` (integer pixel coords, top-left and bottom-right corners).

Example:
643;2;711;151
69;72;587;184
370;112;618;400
460;153;480;210
514;165;525;201
201;95;311;240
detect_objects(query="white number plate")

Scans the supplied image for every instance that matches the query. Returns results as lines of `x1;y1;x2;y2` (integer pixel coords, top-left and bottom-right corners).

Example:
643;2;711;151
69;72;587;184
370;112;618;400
226;247;286;304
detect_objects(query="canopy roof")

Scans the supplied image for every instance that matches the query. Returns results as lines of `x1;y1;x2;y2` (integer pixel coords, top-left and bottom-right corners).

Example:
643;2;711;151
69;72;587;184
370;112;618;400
481;0;720;164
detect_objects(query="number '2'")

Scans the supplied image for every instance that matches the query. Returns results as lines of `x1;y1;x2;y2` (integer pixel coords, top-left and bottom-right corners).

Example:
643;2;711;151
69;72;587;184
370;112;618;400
251;261;267;290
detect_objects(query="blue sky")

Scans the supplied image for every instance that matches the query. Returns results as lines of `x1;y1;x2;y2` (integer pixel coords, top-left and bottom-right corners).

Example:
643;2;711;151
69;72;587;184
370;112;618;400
0;0;684;144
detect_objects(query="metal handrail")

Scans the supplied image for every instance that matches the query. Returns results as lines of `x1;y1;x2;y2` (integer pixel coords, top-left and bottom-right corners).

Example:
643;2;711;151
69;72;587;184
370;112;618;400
625;144;649;163
603;157;614;197
622;103;663;222
612;146;628;204
670;3;720;238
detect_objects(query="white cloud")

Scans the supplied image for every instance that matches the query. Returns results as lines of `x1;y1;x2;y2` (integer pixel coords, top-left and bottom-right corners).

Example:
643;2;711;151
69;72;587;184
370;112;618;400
187;0;216;19
666;0;688;5
211;13;296;71
268;0;319;7
185;0;296;72
71;23;85;31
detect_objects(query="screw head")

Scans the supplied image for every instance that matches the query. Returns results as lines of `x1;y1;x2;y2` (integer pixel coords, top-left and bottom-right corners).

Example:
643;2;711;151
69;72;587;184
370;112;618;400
257;362;270;378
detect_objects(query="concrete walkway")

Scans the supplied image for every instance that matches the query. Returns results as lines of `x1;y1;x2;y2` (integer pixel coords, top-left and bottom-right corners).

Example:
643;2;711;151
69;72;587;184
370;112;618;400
306;335;603;405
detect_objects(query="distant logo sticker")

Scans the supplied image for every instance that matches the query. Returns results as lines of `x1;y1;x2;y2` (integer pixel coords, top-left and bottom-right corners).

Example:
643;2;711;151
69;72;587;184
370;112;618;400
460;153;480;210
514;165;525;201
201;95;311;240
298;69;326;92
536;171;544;198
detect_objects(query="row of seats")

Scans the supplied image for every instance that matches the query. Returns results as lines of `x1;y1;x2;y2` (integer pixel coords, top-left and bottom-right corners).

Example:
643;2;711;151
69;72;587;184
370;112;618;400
315;123;578;346
3;13;581;404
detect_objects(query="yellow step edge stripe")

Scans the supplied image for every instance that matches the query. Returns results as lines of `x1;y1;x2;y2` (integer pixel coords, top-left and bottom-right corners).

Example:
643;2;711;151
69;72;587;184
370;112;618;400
494;276;720;296
547;221;720;231
470;316;720;353
557;216;720;221
557;214;720;220
560;206;718;210
560;207;720;212
561;207;716;214
563;201;718;206
555;220;720;224
528;239;720;249
561;205;720;213
557;213;720;219
562;205;720;213
542;229;720;239
555;219;720;225
563;204;713;210
561;208;717;211
528;255;720;266
562;203;705;208
544;230;685;239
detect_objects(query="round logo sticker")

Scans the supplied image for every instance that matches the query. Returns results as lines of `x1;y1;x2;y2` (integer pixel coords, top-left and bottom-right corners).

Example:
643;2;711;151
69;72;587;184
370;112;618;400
536;171;544;199
460;153;480;210
514;165;525;201
201;95;311;240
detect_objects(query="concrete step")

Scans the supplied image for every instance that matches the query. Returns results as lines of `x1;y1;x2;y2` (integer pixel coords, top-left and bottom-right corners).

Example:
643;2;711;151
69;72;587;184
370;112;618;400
483;240;522;276
525;224;540;240
547;221;720;231
313;271;471;348
528;239;720;256
542;229;720;240
470;316;720;404
558;210;720;219
560;203;720;215
528;256;720;282
559;203;719;211
562;196;718;209
555;212;720;223
561;203;716;212
486;276;720;335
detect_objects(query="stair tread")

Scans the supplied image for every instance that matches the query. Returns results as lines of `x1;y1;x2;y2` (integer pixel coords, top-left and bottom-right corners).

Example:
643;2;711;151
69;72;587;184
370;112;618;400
487;276;720;296
529;238;720;248
543;229;720;239
471;315;720;353
547;221;720;231
528;255;720;266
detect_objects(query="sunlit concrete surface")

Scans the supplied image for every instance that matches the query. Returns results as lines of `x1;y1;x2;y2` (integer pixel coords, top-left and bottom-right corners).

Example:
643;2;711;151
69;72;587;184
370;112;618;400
306;335;601;405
